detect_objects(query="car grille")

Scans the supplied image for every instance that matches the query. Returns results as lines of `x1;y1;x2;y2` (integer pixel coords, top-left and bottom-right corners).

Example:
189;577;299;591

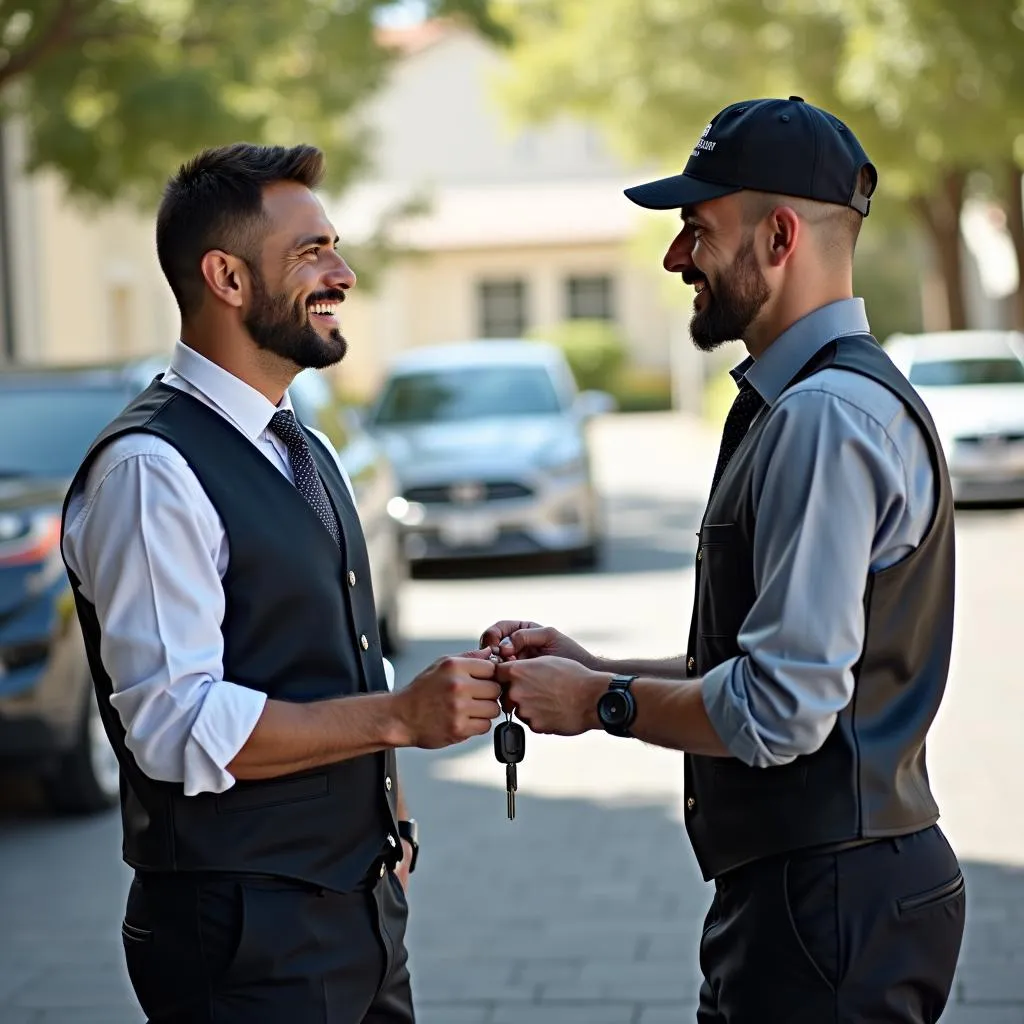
404;482;534;504
957;432;1024;446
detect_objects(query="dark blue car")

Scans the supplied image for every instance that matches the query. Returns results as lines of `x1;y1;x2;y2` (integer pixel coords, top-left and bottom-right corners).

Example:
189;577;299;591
0;357;405;814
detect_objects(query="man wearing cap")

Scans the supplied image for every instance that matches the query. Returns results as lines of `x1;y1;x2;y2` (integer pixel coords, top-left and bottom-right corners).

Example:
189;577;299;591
482;97;965;1022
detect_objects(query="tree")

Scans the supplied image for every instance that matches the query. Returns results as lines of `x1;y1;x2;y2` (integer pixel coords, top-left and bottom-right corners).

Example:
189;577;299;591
0;0;508;205
492;0;1024;331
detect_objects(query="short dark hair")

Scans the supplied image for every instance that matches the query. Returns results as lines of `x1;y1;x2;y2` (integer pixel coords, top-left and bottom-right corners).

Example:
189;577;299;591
156;143;326;318
742;165;876;265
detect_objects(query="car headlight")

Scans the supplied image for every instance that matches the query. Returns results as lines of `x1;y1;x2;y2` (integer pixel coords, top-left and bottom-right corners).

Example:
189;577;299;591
539;452;587;478
0;511;61;567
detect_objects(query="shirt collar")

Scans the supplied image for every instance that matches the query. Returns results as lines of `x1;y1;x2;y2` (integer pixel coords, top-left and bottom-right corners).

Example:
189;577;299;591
169;340;294;440
730;298;871;405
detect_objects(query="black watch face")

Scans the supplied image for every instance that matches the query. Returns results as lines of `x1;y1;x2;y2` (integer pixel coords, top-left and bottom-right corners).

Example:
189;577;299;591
599;690;631;726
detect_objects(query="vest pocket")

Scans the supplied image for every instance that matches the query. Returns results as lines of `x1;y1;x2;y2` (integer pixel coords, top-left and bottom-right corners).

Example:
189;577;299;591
215;772;329;813
697;522;753;642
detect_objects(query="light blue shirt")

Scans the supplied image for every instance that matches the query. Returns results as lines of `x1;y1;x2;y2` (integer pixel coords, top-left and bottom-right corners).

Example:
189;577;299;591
701;299;936;768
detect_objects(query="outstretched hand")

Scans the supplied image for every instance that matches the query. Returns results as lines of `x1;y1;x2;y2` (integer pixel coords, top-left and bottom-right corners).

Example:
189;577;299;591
479;620;598;669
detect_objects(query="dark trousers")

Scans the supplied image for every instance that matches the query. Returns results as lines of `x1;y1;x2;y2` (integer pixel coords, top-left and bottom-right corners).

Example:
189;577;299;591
697;825;966;1024
121;865;414;1023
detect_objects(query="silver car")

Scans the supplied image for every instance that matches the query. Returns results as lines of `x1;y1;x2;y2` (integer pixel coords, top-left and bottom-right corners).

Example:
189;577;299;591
362;340;613;567
886;330;1024;505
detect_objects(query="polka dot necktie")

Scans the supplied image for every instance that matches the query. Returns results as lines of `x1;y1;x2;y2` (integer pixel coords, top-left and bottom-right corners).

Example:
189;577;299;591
709;381;766;498
269;409;341;547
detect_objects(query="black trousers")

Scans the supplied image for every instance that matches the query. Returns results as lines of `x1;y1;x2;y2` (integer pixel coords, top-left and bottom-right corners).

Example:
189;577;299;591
696;825;966;1023
121;865;414;1023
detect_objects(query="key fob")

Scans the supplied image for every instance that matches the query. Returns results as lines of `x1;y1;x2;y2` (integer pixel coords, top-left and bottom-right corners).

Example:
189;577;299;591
494;721;526;764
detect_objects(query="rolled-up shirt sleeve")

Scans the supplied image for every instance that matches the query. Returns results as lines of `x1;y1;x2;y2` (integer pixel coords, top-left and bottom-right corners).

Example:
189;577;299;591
701;385;918;768
63;444;266;796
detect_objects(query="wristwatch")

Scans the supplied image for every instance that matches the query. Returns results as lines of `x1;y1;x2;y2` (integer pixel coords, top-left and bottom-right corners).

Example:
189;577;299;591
397;818;419;872
596;675;638;737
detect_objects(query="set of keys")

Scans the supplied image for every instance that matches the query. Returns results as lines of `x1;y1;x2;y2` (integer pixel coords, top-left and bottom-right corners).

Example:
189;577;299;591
493;708;526;820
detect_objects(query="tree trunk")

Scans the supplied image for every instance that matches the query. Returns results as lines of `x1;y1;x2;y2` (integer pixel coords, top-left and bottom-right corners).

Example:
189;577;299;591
1004;162;1024;331
912;169;969;331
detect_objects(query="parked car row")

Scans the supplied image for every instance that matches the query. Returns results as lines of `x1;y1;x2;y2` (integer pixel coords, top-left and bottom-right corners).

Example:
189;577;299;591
0;338;616;817
0;357;407;814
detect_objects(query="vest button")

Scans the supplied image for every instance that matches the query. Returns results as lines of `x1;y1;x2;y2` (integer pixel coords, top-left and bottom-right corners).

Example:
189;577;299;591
360;634;369;650
687;656;695;673
686;797;696;811
388;834;397;848
696;547;703;561
348;570;357;587
379;862;386;878
385;776;393;791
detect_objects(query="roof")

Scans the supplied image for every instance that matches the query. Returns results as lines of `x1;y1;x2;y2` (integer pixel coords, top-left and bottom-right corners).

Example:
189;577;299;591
375;18;459;55
332;178;645;251
385;340;566;373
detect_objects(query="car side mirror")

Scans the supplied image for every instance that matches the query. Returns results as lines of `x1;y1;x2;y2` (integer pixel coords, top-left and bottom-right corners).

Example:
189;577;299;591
573;390;617;419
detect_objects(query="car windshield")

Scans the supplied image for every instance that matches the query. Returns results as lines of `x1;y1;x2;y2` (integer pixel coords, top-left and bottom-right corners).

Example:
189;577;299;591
0;387;131;478
909;357;1024;387
372;365;563;425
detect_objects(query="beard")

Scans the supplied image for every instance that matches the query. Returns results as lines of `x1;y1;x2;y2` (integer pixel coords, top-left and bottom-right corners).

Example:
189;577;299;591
687;237;770;353
244;269;348;370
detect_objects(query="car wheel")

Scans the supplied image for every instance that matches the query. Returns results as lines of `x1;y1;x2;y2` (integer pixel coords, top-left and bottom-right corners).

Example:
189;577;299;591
378;552;405;655
379;606;402;658
568;539;601;570
45;689;120;815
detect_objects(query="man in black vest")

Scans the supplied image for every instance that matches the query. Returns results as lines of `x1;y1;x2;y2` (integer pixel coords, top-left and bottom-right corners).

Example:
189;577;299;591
60;143;503;1024
482;98;965;1022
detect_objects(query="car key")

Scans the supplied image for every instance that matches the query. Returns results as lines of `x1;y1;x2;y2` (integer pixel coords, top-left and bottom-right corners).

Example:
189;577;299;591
493;713;526;820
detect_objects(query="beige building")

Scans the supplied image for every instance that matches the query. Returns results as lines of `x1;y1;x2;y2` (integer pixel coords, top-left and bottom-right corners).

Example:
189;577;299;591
1;19;703;408
2;121;179;366
330;19;701;405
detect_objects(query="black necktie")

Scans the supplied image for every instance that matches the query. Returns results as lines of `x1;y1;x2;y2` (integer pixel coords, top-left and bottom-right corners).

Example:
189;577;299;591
269;409;341;546
709;381;766;497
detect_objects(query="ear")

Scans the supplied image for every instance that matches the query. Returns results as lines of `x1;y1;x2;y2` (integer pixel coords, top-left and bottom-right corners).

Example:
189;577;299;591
199;250;249;310
765;206;800;268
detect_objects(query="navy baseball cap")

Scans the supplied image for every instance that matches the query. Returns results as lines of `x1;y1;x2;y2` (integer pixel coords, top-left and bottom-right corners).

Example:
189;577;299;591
624;96;876;216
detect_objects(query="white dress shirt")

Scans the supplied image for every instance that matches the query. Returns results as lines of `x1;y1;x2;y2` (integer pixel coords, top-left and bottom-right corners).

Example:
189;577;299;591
63;341;394;797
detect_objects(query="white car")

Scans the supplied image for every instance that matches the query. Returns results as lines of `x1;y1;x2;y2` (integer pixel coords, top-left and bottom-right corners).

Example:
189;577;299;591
885;330;1024;504
362;340;614;567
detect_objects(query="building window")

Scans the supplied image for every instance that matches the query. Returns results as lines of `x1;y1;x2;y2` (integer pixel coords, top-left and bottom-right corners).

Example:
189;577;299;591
477;279;528;338
566;275;614;320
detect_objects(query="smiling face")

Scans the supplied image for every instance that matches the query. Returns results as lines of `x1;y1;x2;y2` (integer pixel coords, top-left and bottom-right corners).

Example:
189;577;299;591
662;193;771;352
243;180;356;370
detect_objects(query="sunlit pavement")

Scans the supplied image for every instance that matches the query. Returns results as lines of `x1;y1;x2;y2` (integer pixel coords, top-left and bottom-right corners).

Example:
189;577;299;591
1;411;1022;1023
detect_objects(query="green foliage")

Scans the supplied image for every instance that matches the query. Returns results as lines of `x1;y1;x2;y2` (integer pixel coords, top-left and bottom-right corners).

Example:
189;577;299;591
494;0;1024;200
493;0;1024;329
607;365;673;413
527;318;627;392
0;0;506;206
702;369;737;429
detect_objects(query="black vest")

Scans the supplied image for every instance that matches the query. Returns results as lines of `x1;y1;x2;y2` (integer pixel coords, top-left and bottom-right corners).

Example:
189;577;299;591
684;335;955;881
60;381;400;893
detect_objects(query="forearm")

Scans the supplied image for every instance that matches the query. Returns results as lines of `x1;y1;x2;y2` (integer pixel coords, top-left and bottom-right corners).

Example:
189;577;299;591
582;673;731;756
593;654;690;679
228;691;408;780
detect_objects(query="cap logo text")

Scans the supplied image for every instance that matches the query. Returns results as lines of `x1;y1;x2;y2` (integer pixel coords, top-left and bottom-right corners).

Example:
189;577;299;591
693;122;717;155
